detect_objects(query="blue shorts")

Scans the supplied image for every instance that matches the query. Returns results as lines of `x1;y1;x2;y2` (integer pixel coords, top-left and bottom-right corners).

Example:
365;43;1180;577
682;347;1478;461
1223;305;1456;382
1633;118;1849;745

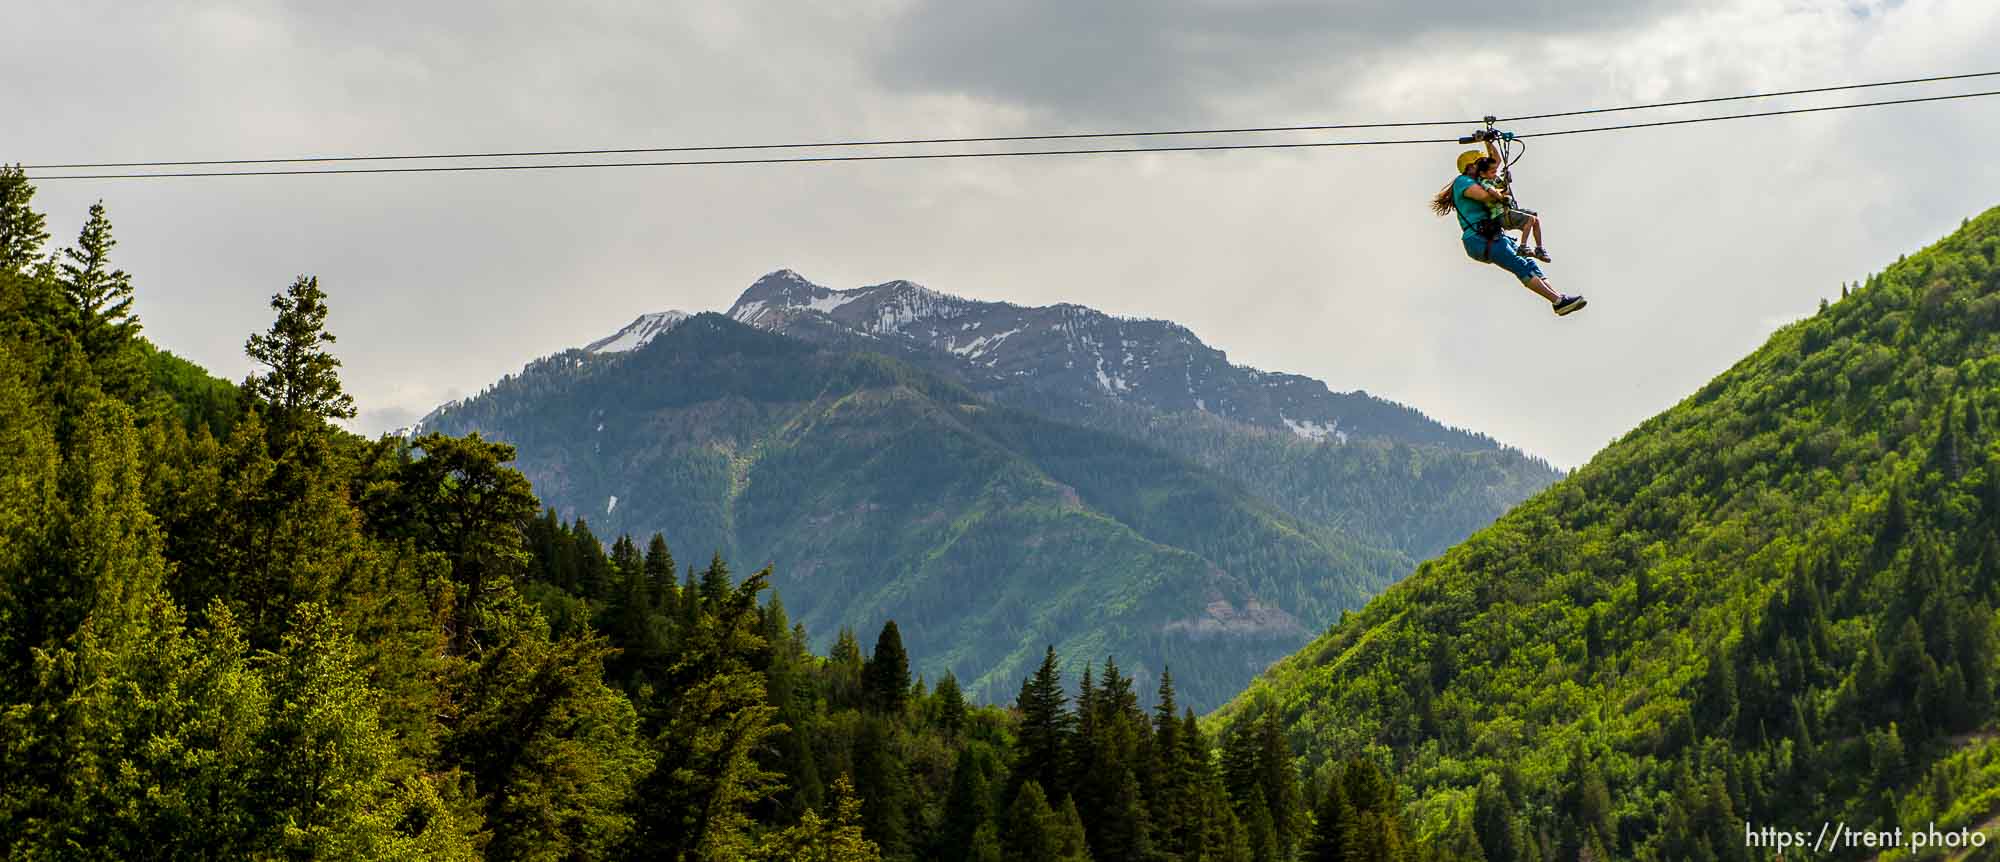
1462;232;1544;282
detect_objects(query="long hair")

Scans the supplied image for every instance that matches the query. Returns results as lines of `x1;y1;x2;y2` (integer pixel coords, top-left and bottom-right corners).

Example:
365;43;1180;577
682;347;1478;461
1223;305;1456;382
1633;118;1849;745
1430;157;1495;217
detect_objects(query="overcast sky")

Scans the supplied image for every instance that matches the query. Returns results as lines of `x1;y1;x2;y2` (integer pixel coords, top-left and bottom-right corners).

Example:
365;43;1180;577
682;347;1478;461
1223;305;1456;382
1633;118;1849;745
7;0;1996;468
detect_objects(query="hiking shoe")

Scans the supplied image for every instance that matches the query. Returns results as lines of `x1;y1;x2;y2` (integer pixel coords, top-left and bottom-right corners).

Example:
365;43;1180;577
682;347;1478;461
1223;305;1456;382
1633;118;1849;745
1527;246;1553;262
1552;294;1587;316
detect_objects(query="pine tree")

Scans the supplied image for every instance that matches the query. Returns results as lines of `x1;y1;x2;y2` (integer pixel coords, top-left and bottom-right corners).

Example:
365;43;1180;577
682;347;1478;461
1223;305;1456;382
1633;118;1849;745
572;518;612;600
626;566;785;859
752;775;884;862
1304;772;1355;862
830;625;866;709
243;275;355;444
644;533;677;611
1053;794;1094;862
853;715;914;858
446;589;649;860
939;745;1000;862
367;432;540;654
1005;781;1063;862
701;551;733;604
0;166;50;274
865;619;912;716
1097;768;1154;862
1474;773;1522;862
1014;646;1072;804
1254;709;1305;859
258;602;480;859
56;201;142;396
969;824;1004;862
936;671;968;737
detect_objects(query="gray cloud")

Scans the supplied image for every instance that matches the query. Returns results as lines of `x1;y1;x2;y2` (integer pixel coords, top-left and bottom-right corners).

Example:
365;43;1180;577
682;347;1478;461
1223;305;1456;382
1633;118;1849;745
870;0;1692;123
7;0;1997;470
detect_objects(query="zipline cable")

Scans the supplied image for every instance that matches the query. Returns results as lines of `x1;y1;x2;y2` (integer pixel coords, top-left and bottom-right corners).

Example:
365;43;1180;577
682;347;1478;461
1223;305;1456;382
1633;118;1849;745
22;134;1467;179
15;70;2000;172
23;88;2000;180
1515;88;2000;140
16;119;1483;170
1503;69;2000;122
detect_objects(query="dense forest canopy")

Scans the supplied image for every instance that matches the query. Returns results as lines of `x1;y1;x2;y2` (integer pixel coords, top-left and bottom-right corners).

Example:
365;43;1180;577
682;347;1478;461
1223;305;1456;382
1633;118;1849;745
0;167;1417;859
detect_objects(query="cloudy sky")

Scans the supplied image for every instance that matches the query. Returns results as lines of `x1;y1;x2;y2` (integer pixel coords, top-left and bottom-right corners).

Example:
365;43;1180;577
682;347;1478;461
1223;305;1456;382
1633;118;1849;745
7;0;1997;468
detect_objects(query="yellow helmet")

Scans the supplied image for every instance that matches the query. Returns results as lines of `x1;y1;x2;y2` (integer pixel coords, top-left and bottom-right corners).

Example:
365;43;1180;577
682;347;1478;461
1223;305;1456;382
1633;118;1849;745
1456;149;1487;174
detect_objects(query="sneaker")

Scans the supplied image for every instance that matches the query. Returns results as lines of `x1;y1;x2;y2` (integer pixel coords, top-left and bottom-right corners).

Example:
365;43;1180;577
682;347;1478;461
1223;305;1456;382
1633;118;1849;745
1528;246;1553;262
1552;294;1587;316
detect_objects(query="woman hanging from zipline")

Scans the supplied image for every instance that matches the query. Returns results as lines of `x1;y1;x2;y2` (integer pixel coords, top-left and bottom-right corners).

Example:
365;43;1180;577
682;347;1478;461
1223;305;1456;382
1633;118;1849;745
1432;136;1586;316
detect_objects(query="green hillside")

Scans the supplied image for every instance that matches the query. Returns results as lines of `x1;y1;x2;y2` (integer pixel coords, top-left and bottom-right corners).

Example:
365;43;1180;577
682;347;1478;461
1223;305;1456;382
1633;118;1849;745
1213;208;2000;860
421;314;1411;709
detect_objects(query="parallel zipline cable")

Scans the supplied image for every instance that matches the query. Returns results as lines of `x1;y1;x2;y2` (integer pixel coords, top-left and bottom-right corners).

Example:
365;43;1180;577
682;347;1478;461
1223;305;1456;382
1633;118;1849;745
22;86;2000;180
1500;69;2000;122
17;69;2000;173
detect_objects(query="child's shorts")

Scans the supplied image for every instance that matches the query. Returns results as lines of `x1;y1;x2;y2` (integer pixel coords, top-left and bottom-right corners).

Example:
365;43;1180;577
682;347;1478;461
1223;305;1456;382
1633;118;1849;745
1500;209;1535;230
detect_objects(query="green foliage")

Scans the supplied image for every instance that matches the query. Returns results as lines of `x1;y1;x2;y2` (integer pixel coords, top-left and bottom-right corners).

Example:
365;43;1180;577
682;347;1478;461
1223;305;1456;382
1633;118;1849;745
1215;205;2000;858
750;775;883;861
57;201;143;398
245;274;356;441
0;165;51;274
865;620;912;715
144;343;240;438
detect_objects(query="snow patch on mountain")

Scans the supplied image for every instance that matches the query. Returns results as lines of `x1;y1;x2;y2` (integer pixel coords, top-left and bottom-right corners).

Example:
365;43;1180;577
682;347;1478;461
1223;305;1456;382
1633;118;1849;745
730;300;773;327
806;291;860;314
1281;414;1348;444
586;311;690;353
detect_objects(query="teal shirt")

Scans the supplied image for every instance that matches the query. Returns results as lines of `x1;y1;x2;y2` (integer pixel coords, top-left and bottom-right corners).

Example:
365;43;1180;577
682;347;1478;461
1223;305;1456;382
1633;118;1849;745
1450;175;1491;237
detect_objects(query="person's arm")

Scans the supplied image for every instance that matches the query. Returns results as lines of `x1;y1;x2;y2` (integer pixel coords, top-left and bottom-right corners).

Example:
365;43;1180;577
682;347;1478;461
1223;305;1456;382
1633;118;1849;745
1462;182;1504;204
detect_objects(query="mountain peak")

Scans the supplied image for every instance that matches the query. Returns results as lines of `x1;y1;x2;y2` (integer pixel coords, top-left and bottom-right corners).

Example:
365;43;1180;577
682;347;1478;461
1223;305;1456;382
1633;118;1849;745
584;310;690;354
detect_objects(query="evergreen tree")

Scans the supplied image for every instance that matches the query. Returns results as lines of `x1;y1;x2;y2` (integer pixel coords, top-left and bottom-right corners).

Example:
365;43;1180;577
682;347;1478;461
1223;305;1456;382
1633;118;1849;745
644;532;677;611
365;432;539;654
935;671;968;737
1053;794;1094;862
939;745;1001;862
56;201;142;396
445;589;648;860
853;714;914;858
1005;781;1063;862
0;165;50;275
969;824;1005;862
626;567;786;859
830;625;866;709
752;775;884;862
258;602;481;859
1474;773;1522;862
700;550;733;603
865;619;912;716
1255;709;1305;859
1305;772;1355;862
243;275;355;446
1014;646;1072;804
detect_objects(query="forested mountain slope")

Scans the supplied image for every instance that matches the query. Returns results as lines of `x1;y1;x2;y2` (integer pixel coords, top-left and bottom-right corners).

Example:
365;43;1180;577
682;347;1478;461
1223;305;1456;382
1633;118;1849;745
419;313;1410;709
1213;209;2000;860
719;270;1562;562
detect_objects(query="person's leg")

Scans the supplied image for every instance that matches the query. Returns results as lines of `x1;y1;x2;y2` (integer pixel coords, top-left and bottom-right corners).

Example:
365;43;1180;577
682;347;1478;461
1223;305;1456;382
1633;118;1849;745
1522;275;1560;303
1527;214;1544;250
1492;240;1561;303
